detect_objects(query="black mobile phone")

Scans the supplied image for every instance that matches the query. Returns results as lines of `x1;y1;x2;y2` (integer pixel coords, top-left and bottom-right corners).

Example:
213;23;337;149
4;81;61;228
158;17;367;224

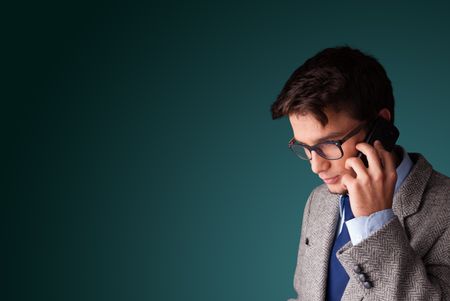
358;117;400;167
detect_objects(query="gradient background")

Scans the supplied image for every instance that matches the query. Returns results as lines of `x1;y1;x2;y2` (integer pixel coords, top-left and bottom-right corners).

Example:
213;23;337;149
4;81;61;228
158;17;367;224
4;1;450;300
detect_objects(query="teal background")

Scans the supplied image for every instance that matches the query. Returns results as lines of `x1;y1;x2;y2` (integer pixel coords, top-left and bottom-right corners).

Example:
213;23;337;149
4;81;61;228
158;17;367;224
4;1;450;300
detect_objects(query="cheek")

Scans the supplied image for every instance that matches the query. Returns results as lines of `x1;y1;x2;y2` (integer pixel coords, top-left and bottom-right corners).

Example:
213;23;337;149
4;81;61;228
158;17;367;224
331;158;348;172
331;150;356;174
341;141;359;159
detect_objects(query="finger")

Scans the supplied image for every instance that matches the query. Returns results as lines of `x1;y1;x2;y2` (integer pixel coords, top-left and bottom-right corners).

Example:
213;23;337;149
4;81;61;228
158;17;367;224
340;173;355;191
355;142;383;171
374;140;397;173
345;156;369;180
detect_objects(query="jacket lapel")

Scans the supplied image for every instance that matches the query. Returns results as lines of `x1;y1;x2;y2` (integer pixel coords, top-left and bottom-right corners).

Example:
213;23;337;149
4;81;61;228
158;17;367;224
307;189;341;300
392;153;433;226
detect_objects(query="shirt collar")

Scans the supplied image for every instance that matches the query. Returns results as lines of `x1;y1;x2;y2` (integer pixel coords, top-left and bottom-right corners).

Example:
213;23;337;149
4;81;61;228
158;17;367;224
394;145;413;192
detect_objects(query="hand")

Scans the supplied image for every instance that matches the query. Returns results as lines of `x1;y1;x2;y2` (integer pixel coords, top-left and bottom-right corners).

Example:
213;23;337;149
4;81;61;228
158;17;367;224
341;140;398;217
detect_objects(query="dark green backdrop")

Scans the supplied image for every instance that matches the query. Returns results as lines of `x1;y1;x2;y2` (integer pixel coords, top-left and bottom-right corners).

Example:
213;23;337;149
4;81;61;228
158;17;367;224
5;1;450;300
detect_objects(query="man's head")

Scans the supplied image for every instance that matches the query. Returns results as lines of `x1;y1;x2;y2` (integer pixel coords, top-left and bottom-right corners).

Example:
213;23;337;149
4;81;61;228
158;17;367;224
271;46;396;194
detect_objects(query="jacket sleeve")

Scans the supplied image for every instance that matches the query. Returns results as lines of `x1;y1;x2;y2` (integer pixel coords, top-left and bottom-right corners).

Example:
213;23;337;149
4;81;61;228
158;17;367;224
337;216;450;300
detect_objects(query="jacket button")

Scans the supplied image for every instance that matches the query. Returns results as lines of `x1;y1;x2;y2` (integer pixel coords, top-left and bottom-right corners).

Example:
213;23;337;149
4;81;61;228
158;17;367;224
363;281;373;289
358;273;366;282
353;264;362;274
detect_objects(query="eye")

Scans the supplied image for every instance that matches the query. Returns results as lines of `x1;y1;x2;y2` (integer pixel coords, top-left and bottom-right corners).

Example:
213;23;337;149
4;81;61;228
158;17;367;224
315;142;343;160
314;144;328;156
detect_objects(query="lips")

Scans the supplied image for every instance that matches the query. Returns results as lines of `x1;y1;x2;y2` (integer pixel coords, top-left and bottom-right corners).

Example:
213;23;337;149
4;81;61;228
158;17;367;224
321;175;340;184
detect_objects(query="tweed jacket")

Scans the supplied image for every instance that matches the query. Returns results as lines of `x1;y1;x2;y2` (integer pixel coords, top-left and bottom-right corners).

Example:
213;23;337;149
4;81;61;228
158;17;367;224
289;153;450;301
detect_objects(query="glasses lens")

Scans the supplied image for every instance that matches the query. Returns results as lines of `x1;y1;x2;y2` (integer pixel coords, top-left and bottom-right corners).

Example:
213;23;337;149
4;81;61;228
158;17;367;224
316;143;342;160
290;144;311;160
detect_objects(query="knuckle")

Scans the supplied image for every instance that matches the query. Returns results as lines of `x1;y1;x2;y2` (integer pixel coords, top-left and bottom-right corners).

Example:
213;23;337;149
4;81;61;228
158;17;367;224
362;178;371;186
347;157;361;166
389;171;398;181
372;171;385;182
366;146;377;154
374;140;385;150
359;173;370;184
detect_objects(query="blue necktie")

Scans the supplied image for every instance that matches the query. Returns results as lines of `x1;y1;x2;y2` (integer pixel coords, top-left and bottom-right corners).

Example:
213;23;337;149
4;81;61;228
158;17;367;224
326;194;354;301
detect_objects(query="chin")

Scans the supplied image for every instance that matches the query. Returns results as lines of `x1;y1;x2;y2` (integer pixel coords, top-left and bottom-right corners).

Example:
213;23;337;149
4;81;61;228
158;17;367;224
326;183;347;195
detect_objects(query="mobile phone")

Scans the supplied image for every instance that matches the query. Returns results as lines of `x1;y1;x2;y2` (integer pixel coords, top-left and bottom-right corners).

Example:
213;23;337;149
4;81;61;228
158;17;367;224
358;117;400;167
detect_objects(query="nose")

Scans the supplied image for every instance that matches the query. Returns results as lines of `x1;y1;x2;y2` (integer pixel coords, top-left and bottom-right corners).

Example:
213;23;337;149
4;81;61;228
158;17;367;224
310;151;330;174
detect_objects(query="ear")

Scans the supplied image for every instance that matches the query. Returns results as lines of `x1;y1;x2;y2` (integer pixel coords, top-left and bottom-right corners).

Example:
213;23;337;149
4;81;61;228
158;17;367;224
378;108;392;121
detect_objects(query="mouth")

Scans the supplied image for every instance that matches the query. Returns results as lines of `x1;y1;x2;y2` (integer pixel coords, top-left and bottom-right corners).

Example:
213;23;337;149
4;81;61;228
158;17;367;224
321;175;340;184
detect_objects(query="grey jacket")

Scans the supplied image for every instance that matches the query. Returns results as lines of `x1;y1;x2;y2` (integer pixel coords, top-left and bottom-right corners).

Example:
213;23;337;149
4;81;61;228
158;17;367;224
289;153;450;300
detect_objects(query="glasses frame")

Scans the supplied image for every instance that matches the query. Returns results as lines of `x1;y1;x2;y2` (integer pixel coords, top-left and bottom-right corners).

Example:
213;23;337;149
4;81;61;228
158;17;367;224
288;122;367;160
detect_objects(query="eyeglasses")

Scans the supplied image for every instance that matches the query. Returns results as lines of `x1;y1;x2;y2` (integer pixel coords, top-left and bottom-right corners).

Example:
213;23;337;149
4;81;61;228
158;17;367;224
288;123;366;160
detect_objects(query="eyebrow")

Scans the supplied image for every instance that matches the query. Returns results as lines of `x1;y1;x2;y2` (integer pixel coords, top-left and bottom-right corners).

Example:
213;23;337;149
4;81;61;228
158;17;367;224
296;131;345;145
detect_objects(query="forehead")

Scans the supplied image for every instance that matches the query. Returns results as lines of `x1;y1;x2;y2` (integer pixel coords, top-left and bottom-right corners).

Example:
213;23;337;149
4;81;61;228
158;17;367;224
288;110;359;144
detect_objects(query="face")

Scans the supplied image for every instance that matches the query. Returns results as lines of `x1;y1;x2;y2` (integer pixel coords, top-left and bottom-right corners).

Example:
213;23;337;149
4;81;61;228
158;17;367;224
288;109;367;194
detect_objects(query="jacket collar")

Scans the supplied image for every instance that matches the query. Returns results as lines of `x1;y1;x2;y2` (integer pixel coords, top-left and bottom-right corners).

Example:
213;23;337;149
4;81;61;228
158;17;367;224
392;153;433;225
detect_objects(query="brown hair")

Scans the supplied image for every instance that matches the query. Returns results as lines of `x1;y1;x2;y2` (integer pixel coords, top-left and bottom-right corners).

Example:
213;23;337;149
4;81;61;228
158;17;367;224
270;46;395;126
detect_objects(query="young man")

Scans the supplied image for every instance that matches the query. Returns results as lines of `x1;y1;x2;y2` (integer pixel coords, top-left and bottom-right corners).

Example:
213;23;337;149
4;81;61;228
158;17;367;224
271;46;450;300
